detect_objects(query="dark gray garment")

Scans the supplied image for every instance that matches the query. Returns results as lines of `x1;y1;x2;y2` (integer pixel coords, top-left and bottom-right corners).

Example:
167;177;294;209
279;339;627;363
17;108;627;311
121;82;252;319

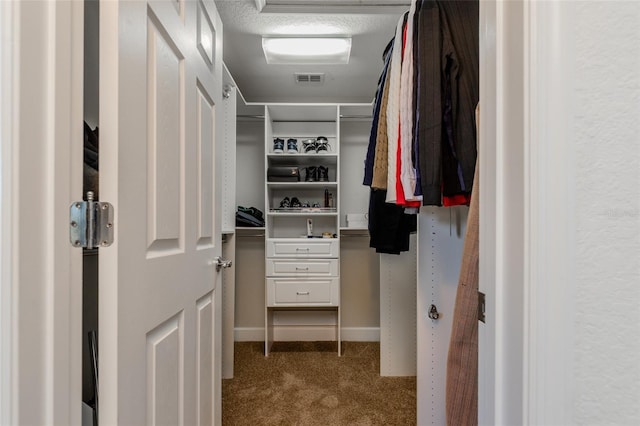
417;0;479;205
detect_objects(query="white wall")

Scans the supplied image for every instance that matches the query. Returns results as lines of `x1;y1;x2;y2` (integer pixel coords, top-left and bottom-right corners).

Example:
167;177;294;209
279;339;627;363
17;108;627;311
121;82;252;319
482;1;640;424
572;2;640;423
0;2;7;421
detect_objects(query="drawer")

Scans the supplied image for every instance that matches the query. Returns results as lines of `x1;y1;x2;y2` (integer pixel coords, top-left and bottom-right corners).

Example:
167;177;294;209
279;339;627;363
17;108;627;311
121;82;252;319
267;278;339;306
266;238;339;258
266;259;339;277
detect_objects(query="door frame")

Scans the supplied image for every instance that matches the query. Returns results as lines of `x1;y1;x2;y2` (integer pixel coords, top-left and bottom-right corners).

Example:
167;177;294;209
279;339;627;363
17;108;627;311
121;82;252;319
478;1;575;424
0;0;84;424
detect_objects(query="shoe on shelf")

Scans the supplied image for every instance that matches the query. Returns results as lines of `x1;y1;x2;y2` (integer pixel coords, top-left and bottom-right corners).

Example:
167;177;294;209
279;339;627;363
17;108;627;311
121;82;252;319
316;136;330;154
279;197;290;208
301;201;311;208
302;138;316;154
287;138;298;153
305;166;317;182
290;197;302;208
317;166;329;182
273;138;284;153
311;202;321;208
238;206;264;220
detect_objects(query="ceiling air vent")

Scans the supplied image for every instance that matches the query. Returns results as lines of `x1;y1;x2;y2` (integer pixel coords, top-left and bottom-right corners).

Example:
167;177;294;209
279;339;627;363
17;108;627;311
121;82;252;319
295;73;325;85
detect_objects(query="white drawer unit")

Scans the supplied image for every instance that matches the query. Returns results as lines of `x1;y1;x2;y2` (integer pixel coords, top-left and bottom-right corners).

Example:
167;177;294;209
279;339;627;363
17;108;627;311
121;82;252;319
266;258;339;277
267;278;339;306
266;238;339;258
263;104;342;356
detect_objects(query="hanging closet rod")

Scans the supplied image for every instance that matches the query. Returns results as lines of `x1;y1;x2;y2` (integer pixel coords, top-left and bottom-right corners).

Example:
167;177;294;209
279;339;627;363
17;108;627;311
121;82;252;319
237;114;265;119
272;119;336;123
237;115;372;120
339;114;373;119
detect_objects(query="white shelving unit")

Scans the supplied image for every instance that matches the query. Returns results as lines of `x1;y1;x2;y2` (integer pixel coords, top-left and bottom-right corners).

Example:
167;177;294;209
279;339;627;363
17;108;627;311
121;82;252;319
263;104;342;356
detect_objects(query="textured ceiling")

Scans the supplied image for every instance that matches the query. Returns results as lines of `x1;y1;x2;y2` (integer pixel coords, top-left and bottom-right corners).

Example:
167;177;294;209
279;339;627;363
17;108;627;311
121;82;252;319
215;0;406;104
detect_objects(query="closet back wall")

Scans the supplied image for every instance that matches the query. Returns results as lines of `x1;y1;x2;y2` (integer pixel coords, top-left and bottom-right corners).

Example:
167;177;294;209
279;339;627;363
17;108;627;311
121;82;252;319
339;117;380;339
236;120;265;213
234;118;266;339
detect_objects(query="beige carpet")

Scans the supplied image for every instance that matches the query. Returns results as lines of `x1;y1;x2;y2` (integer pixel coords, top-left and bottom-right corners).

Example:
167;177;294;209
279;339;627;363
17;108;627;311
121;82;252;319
222;342;416;426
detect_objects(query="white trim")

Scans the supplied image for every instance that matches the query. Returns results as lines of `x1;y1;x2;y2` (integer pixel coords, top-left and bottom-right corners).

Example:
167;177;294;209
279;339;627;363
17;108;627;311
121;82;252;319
235;327;265;342
522;1;534;422
340;327;379;342
478;0;498;424
493;1;510;422
234;327;380;342
479;1;529;424
524;1;576;424
480;1;578;424
0;1;15;422
4;1;84;424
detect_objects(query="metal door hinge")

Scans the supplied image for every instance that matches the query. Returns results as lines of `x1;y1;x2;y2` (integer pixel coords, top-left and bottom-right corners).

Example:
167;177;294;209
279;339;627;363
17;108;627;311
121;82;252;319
70;191;114;249
478;291;486;323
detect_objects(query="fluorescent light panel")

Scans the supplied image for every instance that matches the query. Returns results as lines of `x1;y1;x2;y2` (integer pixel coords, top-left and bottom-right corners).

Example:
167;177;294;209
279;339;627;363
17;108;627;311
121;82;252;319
262;37;351;64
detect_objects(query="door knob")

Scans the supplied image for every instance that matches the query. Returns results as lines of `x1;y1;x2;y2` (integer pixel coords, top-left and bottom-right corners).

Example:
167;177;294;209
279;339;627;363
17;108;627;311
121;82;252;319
209;256;232;272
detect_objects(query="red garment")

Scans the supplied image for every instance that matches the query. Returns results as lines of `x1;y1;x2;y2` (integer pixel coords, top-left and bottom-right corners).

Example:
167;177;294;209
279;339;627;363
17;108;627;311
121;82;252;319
395;21;408;206
443;193;471;207
394;13;420;209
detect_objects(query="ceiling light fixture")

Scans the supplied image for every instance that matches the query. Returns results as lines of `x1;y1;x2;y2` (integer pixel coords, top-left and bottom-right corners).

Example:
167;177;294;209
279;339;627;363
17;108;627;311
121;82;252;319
262;36;352;64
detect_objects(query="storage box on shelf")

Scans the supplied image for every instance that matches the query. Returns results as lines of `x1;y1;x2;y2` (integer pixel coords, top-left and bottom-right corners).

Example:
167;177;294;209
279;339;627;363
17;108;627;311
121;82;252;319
264;104;341;356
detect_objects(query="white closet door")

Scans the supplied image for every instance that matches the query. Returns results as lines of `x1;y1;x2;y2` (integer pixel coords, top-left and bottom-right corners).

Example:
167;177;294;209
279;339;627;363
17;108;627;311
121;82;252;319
417;206;467;425
99;0;224;424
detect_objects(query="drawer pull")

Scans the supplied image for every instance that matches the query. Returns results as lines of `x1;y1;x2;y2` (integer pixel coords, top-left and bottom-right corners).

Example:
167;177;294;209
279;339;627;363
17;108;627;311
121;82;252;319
296;291;310;295
295;267;309;271
295;247;310;251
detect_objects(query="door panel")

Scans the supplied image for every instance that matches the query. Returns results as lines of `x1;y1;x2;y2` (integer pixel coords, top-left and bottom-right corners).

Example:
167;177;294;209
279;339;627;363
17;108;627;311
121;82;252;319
197;83;215;248
100;1;223;424
146;11;184;254
196;293;213;426
147;313;183;426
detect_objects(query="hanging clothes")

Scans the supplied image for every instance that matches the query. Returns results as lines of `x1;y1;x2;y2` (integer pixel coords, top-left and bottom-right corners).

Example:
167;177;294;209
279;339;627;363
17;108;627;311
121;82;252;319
384;13;407;204
363;39;394;187
371;60;392;190
368;188;417;254
417;0;479;205
363;0;478;253
399;0;420;203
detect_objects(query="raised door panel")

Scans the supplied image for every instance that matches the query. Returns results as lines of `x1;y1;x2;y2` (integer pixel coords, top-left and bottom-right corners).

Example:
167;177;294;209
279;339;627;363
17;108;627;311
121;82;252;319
146;313;184;426
196;293;213;426
196;82;215;248
146;12;185;257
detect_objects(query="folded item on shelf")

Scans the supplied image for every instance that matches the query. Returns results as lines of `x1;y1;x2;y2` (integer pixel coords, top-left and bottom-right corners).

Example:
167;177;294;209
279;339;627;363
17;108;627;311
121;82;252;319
267;166;300;182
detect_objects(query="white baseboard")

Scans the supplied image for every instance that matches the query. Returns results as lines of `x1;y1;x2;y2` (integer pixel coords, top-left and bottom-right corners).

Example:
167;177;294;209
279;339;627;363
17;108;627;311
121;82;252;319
234;327;380;342
341;327;380;342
